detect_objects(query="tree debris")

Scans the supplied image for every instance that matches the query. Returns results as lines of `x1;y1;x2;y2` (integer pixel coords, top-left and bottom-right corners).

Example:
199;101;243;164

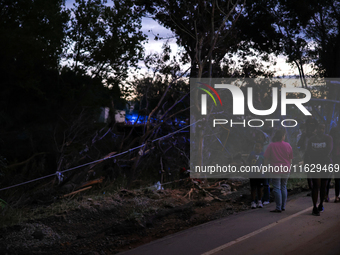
76;176;105;190
62;186;92;198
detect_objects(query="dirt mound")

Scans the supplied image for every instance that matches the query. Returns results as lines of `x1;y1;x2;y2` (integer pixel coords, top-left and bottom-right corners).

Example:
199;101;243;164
0;178;306;255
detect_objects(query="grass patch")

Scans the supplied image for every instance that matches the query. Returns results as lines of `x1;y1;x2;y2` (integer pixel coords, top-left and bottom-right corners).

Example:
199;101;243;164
0;206;27;227
287;178;309;190
0;188;118;228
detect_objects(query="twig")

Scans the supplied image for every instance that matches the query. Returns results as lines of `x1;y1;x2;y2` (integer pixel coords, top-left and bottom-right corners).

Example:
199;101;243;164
77;177;105;190
193;181;223;201
6;152;47;169
89;152;117;169
62;186;92;198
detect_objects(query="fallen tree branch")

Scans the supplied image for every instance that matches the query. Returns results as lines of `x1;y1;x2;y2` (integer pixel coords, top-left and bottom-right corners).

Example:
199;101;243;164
77;176;105;190
193;181;223;201
62;186;92;198
7;152;47;169
89;152;117;169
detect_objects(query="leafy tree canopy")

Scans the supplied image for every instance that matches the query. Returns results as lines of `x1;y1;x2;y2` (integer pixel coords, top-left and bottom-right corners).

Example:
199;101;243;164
66;0;147;84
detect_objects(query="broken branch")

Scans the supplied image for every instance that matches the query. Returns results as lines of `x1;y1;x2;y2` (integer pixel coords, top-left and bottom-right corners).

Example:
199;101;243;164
62;186;92;198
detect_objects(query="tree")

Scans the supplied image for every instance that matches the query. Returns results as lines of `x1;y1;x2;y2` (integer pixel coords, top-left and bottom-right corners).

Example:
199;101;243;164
240;0;340;127
66;0;147;84
241;0;340;79
0;0;128;176
0;0;69;129
131;42;189;115
140;0;246;78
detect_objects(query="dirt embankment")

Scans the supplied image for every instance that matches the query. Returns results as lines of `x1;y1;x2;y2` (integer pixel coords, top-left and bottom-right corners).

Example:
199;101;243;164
0;178;308;255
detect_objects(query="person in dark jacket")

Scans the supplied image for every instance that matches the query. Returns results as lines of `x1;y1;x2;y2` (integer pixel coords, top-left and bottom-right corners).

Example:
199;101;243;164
305;124;333;216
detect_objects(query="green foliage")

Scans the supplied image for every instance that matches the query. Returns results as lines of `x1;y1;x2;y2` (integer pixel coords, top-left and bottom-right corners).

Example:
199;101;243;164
0;0;145;131
140;0;246;78
0;0;139;193
240;0;340;79
219;57;275;78
0;0;69;130
0;199;7;209
66;0;147;82
130;42;190;115
0;0;68;86
237;0;284;55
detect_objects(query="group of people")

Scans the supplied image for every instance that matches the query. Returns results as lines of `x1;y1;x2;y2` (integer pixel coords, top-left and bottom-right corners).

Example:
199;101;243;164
247;117;340;216
248;129;292;212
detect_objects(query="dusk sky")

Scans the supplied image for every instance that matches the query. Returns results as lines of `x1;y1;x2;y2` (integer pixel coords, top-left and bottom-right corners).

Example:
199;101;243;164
65;0;304;78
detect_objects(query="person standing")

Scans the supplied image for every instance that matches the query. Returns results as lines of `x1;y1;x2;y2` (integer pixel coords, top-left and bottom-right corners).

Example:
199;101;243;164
297;117;318;193
305;124;333;216
252;129;271;205
329;127;340;202
264;130;293;213
248;142;265;209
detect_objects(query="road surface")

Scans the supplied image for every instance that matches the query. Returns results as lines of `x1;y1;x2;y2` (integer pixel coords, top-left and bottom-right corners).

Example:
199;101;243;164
119;189;340;255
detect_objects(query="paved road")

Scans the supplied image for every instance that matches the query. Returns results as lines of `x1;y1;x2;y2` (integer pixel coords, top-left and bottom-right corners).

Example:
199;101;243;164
119;189;340;255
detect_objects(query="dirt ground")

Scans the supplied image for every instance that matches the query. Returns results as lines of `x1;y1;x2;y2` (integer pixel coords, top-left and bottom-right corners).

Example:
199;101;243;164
0;178;309;255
